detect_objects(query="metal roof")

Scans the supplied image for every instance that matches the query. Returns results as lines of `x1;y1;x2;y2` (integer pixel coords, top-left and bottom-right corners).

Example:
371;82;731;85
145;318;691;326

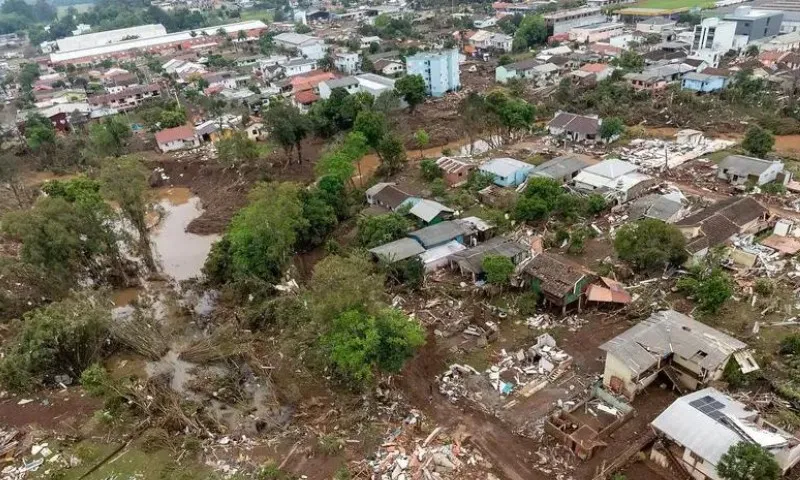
599;310;748;377
581;158;637;179
450;237;528;274
274;32;323;46
479;157;534;178
369;238;425;263
324;76;359;89
409;220;474;248
533;154;592;180
629;194;683;222
409;199;454;223
718;154;782;177
652;388;794;467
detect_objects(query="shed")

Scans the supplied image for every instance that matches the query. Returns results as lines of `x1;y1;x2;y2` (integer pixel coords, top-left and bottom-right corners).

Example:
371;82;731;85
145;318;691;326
449;237;530;280
435;157;475;187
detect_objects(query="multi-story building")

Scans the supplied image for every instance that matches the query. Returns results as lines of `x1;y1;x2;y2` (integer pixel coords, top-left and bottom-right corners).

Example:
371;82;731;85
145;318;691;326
334;52;361;74
724;6;783;42
406;49;460;97
543;6;606;35
273;32;326;60
690;17;739;67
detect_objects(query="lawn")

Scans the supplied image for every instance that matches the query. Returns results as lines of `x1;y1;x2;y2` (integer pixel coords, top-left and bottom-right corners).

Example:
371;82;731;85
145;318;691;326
632;0;714;9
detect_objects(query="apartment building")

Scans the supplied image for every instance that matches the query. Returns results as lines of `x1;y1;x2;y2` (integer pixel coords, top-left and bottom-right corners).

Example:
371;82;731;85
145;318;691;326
406;49;461;97
543;6;606;35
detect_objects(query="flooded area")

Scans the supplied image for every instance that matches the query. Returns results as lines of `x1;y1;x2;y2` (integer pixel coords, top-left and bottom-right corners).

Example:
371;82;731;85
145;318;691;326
150;187;220;283
145;349;198;393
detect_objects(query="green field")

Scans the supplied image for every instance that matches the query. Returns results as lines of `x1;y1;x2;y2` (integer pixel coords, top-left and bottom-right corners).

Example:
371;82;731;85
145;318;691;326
632;0;714;9
56;3;94;18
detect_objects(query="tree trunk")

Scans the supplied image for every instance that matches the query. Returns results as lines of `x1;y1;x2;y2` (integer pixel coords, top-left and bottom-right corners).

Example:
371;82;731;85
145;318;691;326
295;141;303;164
8;182;24;208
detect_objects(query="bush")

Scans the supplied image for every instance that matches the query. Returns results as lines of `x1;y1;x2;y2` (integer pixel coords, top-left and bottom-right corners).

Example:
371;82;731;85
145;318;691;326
781;334;800;355
568;229;587;254
80;363;113;397
0;295;110;392
717;442;780;480
754;278;775;296
516;292;539;316
482;255;515;285
676;266;733;314
357;213;411;248
384;257;424;290
420;159;443;182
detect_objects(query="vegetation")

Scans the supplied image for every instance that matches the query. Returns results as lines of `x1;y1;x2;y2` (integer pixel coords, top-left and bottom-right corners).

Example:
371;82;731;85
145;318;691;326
264;100;312;164
677;261;733;314
742;124;775;158
613;219;688;272
599;117;625;141
512;15;546;52
717;442;780;480
216;131;262;166
482;255;515;286
357;213;412;248
394;74;427;113
420;158;443;181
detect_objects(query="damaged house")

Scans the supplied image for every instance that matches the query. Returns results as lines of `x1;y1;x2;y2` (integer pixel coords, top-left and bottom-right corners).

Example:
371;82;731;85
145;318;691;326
629;193;687;223
519;252;591;313
651;388;800;480
716;154;790;187
449;237;530;281
531;153;593;183
675;196;769;259
599;310;759;401
571;158;656;203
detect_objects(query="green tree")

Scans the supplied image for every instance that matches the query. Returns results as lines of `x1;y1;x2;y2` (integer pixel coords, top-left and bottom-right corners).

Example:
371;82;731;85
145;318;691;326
742;125;775;158
717;442;780;480
376;134;407;176
99;156;156;272
159;107;188;128
0;295;110;392
87;116;132;158
414;129;430;154
216;131;261;166
512;15;546;52
614;219;688;272
258;31;274;54
295;22;312;34
24;114;56;152
357;213;411;248
498;54;513;66
264;100;312;164
309;254;385;320
599;117;624;141
676;260;733;314
353;109;388;149
296;188;338;250
482;255;515;285
0;151;26;208
486;90;535;140
612;50;645;73
394;74;427;113
420;158;442;182
324;308;424;389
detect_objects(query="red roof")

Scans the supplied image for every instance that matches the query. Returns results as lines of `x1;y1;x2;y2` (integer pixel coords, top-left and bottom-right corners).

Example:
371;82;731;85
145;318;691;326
290;71;336;92
295;90;320;105
155;125;196;144
581;63;609;73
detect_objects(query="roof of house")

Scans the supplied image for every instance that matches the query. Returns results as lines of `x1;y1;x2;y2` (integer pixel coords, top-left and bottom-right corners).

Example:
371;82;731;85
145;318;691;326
479;157;534;178
155;125;196;144
586;277;632;304
503;58;541;72
372;184;412;209
435;156;474;173
449;237;528;274
580;62;610;73
274;32;322;46
651;388;792;467
324;76;359;89
629;193;683;222
523;252;587;298
548;112;600;136
580;158;637;179
409;199;454;223
374;58;403;70
408;220;475;248
718;154;783;177
294;90;319;105
599;310;747;377
420;240;467;265
700;67;733;77
683;71;727;82
533;154;592;180
676;196;768;229
369;237;426;263
87;83;161;105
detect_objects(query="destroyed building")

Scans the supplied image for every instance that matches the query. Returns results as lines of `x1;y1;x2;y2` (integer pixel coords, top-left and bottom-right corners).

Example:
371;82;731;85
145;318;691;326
448;237;530;281
520;253;592;313
675;196;769;259
628;193;687;223
716;154;790;187
571;158;655;203
651;388;800;479
547;111;603;144
599;310;759;401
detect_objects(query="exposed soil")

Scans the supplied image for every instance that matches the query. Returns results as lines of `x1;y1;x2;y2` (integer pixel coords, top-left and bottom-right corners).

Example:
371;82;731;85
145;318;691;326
0;389;100;431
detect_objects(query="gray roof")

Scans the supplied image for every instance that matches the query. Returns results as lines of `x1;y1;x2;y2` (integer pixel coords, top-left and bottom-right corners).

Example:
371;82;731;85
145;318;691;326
683;71;726;82
503;58;541;72
581;158;637;179
599;310;747;377
408;220;475;248
629;194;683;222
449;237;528;274
324;76;359;89
275;32;321;46
548;112;600;136
718;154;782;177
369;238;425;263
533;154;592;181
651;388;794;467
479;157;534;178
409;199;453;223
284;57;317;67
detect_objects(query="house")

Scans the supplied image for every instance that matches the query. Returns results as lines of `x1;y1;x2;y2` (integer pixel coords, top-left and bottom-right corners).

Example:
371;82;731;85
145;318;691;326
690;18;739;68
543;6;606;35
436;157;475;186
360;35;382;50
585;277;632;306
87;84;162;111
292;90;320;113
724;6;783;42
273;32;326;60
571;159;655;203
465;30;512;53
449;237;530;281
495;59;559;85
283;58;318;77
419;241;468;272
629;193;686;223
717;154;789;186
676;196;769;258
474;17;498;29
334;52;360;74
318;77;360;99
155;125;200;153
479;157;535;187
406;49;460;97
355;73;398;99
245;122;264;141
373;59;404;76
365;183;413;210
600;309;758;400
650;388;800;480
681;71;730;92
369;238;425;264
548;112;602;144
521;252;591;313
408;220;477;249
624;64;693;91
577;63;614;81
532;154;593;183
636;17;677;33
568;22;625;43
408;199;454;225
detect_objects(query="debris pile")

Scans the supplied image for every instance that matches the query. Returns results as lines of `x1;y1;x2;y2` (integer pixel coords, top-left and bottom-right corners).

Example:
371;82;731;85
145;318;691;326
618;134;734;171
367;413;490;480
438;334;573;403
525;314;588;332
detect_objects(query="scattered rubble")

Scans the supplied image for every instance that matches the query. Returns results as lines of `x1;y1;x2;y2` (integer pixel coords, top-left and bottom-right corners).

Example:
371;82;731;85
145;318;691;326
617;132;734;171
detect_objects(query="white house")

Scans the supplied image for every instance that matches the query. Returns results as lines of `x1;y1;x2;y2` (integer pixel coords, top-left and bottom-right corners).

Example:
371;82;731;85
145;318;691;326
717;154;789;186
155;125;201;153
373;58;404;76
274;32;326;60
600;310;758;400
651;388;800;480
571;158;654;203
360;35;381;50
334;51;361;74
495;59;559;85
283;57;318;77
318;76;361;99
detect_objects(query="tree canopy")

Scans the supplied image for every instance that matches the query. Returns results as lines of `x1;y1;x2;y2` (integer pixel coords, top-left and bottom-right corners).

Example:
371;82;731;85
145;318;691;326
717;442;780;480
614;219;688;272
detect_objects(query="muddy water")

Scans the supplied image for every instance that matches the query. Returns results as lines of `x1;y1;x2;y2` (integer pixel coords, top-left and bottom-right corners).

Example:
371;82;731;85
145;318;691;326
150;187;220;282
145;349;197;393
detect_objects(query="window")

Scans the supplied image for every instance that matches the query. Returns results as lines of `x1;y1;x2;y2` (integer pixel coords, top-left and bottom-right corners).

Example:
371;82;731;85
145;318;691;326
688;450;702;465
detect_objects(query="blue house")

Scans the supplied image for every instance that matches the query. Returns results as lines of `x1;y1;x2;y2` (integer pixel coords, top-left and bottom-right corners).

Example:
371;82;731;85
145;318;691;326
681;72;729;93
479;157;535;187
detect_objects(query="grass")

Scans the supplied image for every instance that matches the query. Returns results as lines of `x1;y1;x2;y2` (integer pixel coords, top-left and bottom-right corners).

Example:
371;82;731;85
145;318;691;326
239;8;274;22
632;0;714;9
57;3;94;18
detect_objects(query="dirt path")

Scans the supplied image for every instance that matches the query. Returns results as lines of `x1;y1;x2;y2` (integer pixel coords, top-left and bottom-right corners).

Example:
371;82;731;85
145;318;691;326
398;332;548;480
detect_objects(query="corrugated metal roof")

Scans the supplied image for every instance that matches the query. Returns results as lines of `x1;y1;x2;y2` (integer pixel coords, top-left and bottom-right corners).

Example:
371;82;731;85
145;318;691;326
409;199;453;223
369;238;425;263
409;220;474;248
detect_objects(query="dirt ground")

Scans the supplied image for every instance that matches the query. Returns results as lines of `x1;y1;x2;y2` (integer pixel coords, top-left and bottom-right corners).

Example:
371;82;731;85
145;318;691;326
0;389;100;431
